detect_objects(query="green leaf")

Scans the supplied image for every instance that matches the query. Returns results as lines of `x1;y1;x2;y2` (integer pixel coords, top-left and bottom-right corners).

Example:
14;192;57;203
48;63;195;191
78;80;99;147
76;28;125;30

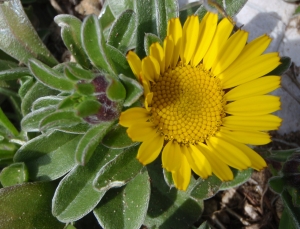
75;121;114;165
267;148;300;162
190;175;222;201
0;162;28;187
94;169;150;229
65;64;95;81
219;168;252;190
107;10;136;53
93;145;143;191
76;99;101;118
18;76;34;99
279;209;296;229
144;33;162;56
135;0;157;57
119;74;143;106
29;59;74;92
179;2;202;24
198;221;211;229
268;56;291;76
39;110;82;132
76;83;95;95
213;0;248;17
281;190;300;229
106;44;135;78
32;96;63;111
0;181;65;229
0;67;31;81
54;122;91;134
106;75;126;101
14;131;81;181
81;14;114;74
0;107;19;136
155;0;178;39
0;0;58;66
144;158;204;229
268;176;285;194
54;15;90;69
102;123;137;149
21;80;59;115
99;2;116;33
52;145;122;222
21;107;57;132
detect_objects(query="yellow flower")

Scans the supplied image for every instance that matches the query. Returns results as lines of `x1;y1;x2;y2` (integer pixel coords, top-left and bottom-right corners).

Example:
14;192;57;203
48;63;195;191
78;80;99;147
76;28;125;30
119;12;282;191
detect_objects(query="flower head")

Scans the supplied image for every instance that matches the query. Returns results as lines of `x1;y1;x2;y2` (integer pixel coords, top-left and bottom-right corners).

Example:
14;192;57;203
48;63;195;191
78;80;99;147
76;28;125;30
119;12;282;191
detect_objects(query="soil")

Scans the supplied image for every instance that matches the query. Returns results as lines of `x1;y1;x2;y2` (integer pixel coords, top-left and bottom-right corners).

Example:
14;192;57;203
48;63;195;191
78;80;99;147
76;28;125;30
24;1;300;228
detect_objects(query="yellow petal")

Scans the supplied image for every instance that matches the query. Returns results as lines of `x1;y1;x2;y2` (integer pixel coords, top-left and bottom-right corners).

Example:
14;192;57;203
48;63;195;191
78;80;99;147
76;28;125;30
181;15;199;65
220;128;271;145
191;12;218;66
119;107;149;127
217;134;267;170
164;36;174;71
127;51;141;80
222;115;282;131
207;135;251;170
184;144;212;178
145;92;153;111
150;42;165;74
172;155;191;191
225;95;281;116
127;122;157;142
219;53;281;88
142;77;151;97
203;17;234;70
168;18;182;68
212;30;248;75
232;34;272;66
137;133;164;165
225;76;281;101
142;56;160;82
162;141;182;172
197;143;233;181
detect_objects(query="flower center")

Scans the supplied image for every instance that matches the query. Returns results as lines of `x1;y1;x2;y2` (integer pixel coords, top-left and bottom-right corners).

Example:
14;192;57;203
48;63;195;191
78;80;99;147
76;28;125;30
150;64;226;145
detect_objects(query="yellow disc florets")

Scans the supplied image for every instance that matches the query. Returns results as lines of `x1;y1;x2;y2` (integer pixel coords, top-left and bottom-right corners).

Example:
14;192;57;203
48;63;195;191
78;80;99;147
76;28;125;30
150;64;226;145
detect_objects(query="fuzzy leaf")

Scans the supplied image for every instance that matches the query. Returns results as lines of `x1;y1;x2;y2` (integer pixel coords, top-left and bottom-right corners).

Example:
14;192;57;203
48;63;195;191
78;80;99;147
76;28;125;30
75;121;114;165
107;10;136;53
32;96;63;111
0;0;58;66
52;145;122;222
0;162;28;187
269;176;285;194
29;59;74;92
219;168;252;190
93;145;143;191
99;3;116;34
0;107;19;136
102;123;137;149
119;74;143;106
39;110;82;131
281;190;300;229
82;14;114;74
18;76;34;99
144;33;162;56
106;45;135;79
65;64;95;81
190;175;222;201
14;131;80;181
268;56;291;76
0;181;64;229
21;107;57;132
94;169;150;229
214;0;248;17
106;76;126;101
21;82;59;115
54;14;90;69
76;99;101;117
145;158;203;229
0;67;31;81
135;0;157;57
155;0;178;39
